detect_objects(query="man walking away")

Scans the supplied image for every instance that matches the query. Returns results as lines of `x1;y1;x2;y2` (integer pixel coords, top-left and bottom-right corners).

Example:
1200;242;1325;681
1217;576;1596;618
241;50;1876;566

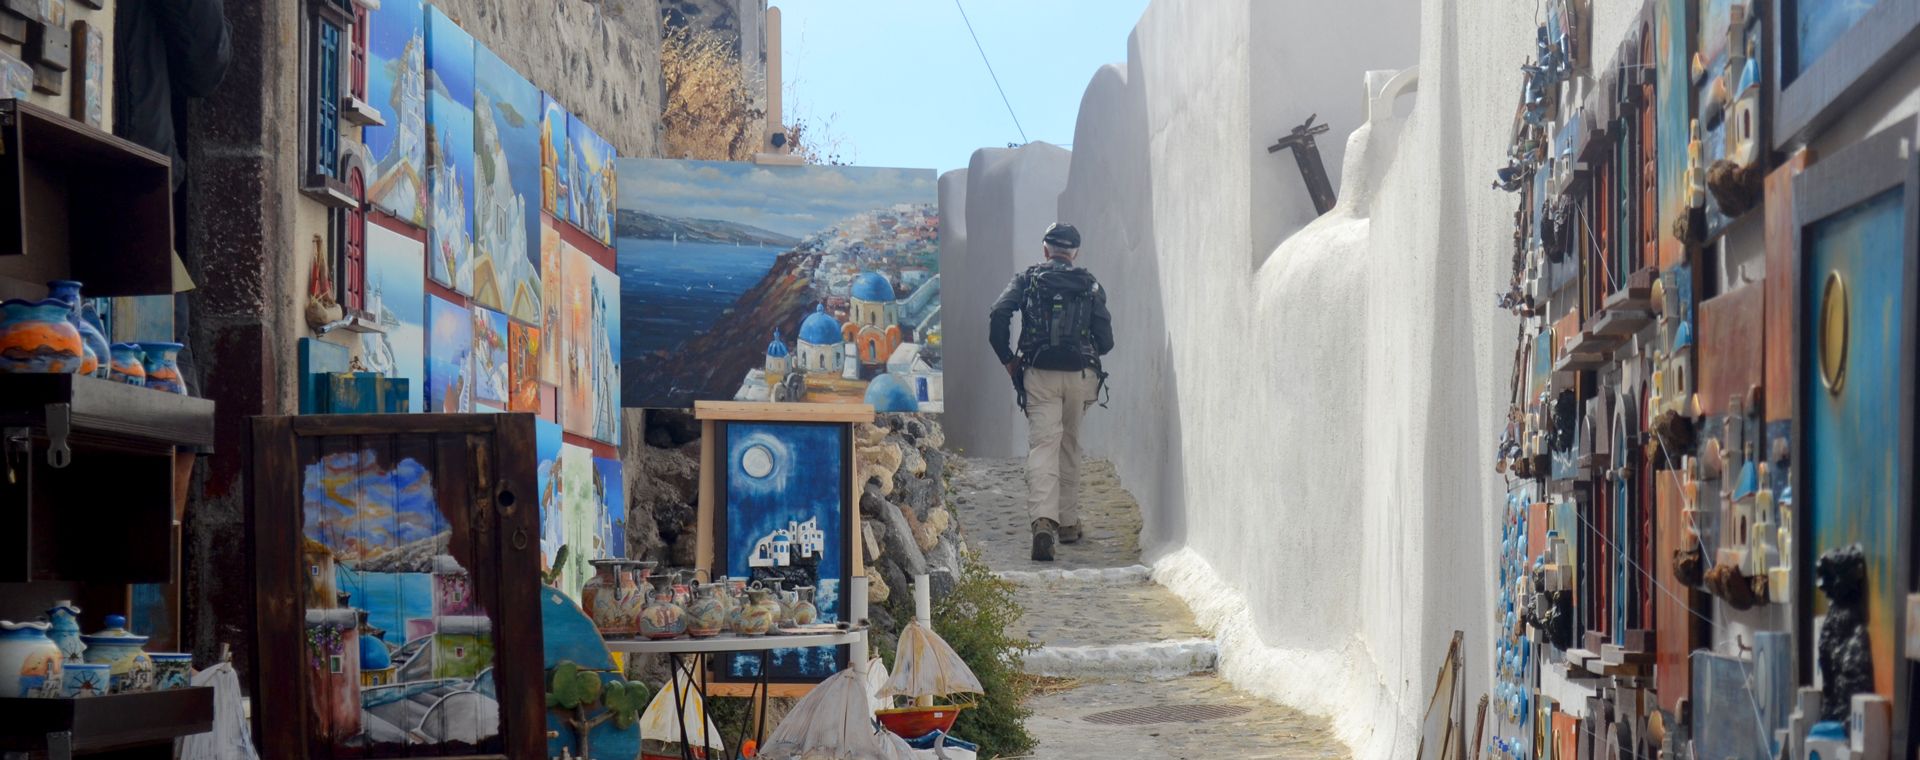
988;223;1114;561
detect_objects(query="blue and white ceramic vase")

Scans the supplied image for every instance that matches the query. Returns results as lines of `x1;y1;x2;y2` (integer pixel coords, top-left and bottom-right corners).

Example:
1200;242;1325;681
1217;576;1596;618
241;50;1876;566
45;600;85;663
148;653;194;690
0;621;64;698
108;343;147;386
138;342;187;395
0;299;85;374
81;614;154;694
45;281;109;378
60;663;110;697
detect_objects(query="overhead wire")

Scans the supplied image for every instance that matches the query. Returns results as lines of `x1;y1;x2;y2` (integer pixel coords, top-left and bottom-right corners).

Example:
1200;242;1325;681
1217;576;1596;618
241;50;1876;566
952;0;1030;144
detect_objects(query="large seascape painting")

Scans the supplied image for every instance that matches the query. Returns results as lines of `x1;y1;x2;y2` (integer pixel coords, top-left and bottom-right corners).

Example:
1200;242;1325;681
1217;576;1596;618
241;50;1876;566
615;160;941;411
719;422;848;682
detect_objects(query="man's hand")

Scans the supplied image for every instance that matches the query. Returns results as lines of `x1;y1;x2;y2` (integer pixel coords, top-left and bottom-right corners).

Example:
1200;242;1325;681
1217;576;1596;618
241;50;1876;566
1004;359;1021;378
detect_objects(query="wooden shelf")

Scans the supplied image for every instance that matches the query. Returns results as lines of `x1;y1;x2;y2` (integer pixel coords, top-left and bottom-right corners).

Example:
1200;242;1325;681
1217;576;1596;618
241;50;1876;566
0;374;215;450
693;400;876;423
0;688;214;757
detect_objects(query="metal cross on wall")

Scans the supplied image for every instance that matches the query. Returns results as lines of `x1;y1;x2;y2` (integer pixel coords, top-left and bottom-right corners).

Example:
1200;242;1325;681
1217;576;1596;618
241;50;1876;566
1268;114;1339;216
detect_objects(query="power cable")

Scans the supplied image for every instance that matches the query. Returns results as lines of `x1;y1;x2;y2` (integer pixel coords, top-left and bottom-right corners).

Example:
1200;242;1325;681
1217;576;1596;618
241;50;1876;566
952;0;1030;144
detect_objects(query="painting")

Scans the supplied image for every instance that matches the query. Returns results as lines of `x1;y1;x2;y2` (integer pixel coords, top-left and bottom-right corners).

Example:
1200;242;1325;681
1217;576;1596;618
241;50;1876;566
1790;0;1878;83
425;7;475;294
1655;0;1692;268
1690;652;1771;760
547;443;622;600
70;20;102;129
509;321;541;414
364;0;426;225
300;448;501;748
360;224;427;413
535;419;567;588
1800;184;1909;712
615;159;942;410
540;94;572;226
561;245;620;444
567;114;615;245
471;306;509;408
539;218;565;385
472;46;543;323
0;50;30;100
427;294;472;413
717;422;850;682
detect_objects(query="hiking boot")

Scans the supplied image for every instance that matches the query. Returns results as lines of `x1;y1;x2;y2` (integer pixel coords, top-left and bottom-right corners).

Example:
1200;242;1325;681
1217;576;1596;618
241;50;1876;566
1058;523;1082;544
1031;519;1057;562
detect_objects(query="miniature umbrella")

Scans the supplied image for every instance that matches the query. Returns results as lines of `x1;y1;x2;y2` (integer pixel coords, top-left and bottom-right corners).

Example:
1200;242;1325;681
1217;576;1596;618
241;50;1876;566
878;621;984;702
638;668;725;752
760;668;918;760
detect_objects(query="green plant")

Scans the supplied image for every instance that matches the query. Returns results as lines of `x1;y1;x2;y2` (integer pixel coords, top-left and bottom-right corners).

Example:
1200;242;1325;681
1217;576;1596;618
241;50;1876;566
904;551;1038;757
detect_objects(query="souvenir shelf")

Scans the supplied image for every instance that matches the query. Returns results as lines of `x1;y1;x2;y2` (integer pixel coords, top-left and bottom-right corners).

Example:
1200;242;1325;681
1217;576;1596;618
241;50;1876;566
0;688;215;759
0;99;174;300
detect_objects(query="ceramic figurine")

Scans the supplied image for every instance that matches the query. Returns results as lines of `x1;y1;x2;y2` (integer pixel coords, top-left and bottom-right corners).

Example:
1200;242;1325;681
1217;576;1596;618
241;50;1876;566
0;621;63;697
149;653;194;690
685;584;726;639
60;662;110;698
639;575;688;640
45;600;84;663
740;587;779;636
0;299;86;373
792;585;819;626
108;343;147;386
44;281;109;377
138;342;188;395
82;614;155;694
1816;546;1874;721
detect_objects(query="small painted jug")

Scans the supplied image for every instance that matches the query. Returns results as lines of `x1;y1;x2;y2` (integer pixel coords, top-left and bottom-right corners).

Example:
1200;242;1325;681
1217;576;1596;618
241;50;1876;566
149;653;194;690
138;342;188;395
45;600;85;663
0;299;85;374
108;343;147;386
639;575;688;640
587;560;644;637
739;587;778;637
0;621;63;697
60;662;110;698
45;281;109;377
684;583;726;639
82;614;155;694
791;585;819;626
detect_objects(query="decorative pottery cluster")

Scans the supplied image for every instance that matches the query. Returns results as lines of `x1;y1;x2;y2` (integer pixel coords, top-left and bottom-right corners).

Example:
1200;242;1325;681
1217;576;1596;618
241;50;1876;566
0;281;189;395
582;564;820;641
0;604;192;699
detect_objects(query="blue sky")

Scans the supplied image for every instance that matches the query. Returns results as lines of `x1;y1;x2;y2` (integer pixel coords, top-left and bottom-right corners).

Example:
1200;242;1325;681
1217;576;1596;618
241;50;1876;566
776;0;1150;174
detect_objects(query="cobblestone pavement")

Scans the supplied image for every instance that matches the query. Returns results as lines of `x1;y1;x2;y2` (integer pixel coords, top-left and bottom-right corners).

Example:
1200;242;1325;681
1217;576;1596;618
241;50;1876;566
950;457;1348;759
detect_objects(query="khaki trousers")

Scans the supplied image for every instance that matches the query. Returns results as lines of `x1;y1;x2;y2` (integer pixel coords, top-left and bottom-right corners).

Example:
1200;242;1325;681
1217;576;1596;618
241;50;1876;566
1024;367;1099;528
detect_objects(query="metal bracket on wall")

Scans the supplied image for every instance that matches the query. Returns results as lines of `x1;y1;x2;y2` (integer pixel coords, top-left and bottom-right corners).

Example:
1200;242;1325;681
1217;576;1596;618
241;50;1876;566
1268;114;1339;216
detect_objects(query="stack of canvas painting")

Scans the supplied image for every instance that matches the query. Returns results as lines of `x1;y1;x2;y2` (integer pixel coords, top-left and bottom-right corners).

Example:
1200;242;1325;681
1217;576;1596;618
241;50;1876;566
616;160;942;412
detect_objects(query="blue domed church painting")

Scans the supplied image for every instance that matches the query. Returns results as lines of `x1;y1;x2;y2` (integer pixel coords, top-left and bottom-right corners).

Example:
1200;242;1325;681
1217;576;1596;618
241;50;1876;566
614;159;942;410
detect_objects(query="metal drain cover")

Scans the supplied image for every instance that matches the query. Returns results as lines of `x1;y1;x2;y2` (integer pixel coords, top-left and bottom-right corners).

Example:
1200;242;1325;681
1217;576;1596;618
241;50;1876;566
1082;704;1252;726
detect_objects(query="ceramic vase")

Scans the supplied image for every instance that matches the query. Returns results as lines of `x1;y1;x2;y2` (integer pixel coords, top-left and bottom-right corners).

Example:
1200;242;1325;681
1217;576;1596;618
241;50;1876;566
60;662;110;698
639;577;687;640
739;588;778;637
45;600;85;663
587;560;643;638
775;585;799;627
580;559;617;628
149;653;194;690
0;621;64;697
44;281;108;377
82;614;154;694
685;584;726;638
0;299;85;374
726;582;751;635
108;343;147;386
138;342;187;395
792;586;819;626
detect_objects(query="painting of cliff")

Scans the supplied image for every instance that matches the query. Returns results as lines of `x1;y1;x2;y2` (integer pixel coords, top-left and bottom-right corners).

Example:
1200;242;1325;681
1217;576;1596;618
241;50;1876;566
364;0;426;224
425;7;476;294
471;45;543;322
615;159;942;411
427;294;472;413
359;224;427;413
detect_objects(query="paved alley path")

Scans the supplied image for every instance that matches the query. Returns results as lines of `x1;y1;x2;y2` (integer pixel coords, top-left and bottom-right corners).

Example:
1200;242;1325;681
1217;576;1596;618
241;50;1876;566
949;458;1348;759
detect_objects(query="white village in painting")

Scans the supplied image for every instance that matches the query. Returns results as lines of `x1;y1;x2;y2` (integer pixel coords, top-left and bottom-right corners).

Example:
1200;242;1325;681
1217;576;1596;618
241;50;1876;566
747;517;826;569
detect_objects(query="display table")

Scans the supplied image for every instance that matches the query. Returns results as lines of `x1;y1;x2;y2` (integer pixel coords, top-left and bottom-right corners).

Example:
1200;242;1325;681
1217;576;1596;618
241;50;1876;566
605;628;870;760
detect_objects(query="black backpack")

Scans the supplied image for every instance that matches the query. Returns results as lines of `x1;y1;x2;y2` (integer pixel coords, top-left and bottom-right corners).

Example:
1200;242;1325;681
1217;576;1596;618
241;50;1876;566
1020;265;1101;372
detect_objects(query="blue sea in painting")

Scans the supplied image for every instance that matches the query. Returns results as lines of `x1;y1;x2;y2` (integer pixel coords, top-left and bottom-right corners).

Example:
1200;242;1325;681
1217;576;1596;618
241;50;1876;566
337;568;432;647
618;238;782;358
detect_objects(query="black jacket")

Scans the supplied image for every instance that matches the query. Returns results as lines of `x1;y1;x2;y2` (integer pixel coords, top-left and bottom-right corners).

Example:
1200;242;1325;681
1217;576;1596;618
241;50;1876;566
115;0;232;192
988;258;1114;369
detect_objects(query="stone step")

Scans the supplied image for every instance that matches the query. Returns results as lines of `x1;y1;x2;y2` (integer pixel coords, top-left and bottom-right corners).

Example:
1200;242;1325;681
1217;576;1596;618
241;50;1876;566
1011;572;1208;649
1023;638;1220;680
994;564;1152;585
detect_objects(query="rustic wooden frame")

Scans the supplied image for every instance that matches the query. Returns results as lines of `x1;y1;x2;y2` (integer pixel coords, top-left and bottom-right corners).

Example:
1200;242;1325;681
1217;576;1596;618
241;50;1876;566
1789;117;1918;754
1770;0;1920;149
249;413;545;760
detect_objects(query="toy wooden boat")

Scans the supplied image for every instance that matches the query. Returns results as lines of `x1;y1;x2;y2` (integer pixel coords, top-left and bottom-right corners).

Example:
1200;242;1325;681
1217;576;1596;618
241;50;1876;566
874;620;984;740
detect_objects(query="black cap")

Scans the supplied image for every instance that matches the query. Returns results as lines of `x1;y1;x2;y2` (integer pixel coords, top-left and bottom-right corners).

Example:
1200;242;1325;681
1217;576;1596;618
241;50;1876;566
1042;223;1081;249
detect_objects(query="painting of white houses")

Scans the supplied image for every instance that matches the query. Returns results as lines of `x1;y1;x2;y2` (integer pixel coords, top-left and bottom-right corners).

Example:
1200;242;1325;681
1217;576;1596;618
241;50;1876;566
749;517;826;568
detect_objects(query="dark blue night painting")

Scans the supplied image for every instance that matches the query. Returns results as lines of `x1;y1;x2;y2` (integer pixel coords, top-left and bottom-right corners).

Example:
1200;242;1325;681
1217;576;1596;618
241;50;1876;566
723;422;846;681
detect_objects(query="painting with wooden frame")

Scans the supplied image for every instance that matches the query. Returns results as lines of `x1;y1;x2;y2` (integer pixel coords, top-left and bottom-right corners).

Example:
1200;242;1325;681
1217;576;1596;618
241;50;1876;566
1790;117;1918;754
249;413;545;759
1770;0;1920;148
